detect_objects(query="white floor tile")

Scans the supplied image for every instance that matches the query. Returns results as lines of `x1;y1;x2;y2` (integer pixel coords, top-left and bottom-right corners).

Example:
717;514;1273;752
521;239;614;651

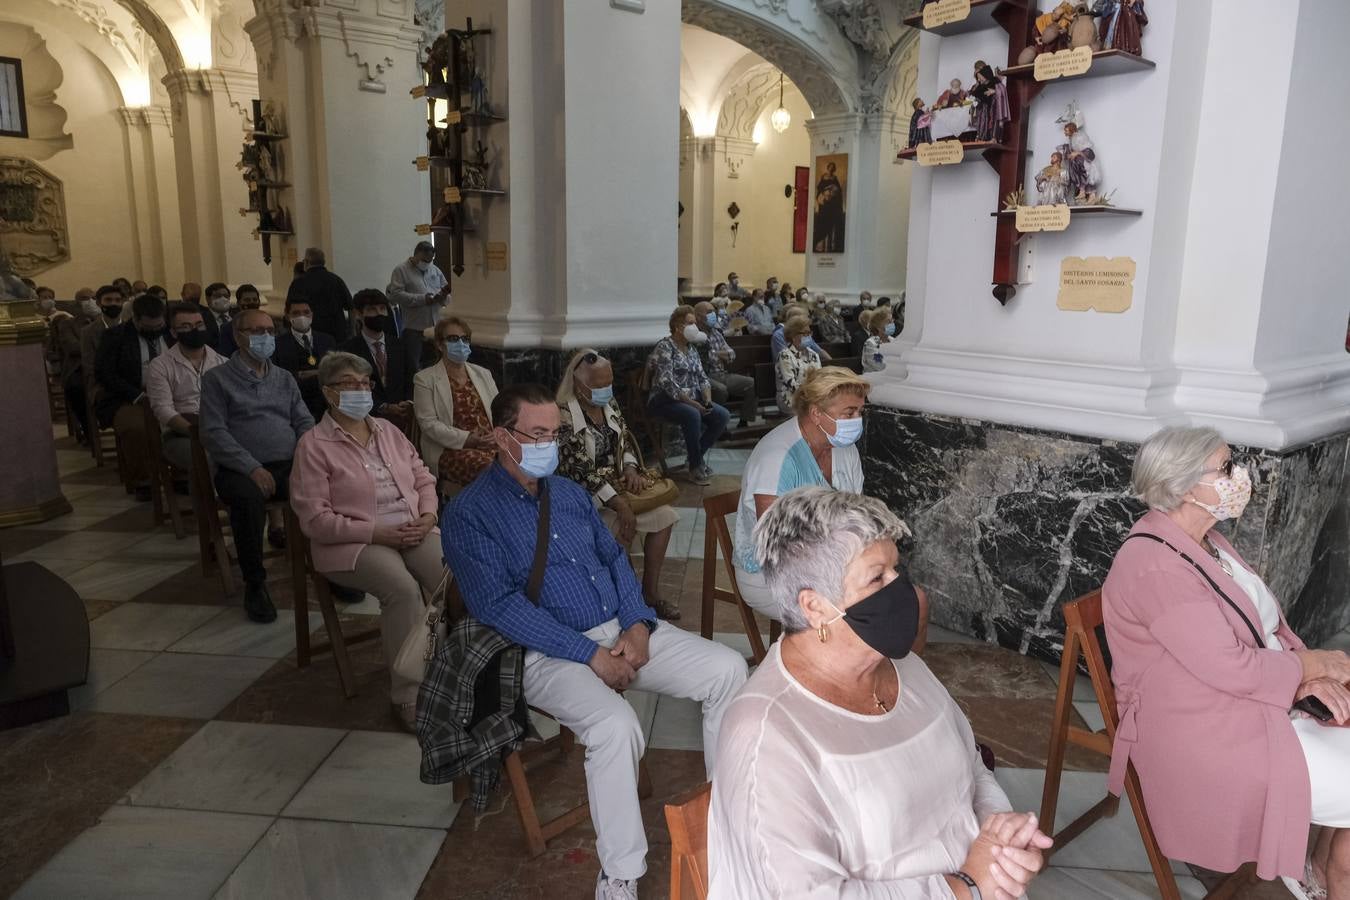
127;721;346;816
13;805;272;900
67;561;193;603
648;695;704;753
88;652;274;719
21;512;118;532
213;818;444;900
12;531;151;562
68;648;157;710
1039;658;1098;703
1029;866;1207;898
168;608;323;659
283;731;460;828
993;767;1190;875
123;532;205;562
13;556;97;580
1075;699;1106;733
89;602;223;652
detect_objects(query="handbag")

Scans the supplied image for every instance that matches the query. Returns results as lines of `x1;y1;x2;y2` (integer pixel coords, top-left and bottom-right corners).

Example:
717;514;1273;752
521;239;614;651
605;426;678;514
393;482;553;686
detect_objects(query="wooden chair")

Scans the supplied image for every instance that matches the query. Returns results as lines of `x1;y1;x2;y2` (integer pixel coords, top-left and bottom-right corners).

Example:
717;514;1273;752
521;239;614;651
454;705;654;858
283;505;382;699
84;375;123;476
139;398;186;539
665;782;712;900
1041;589;1259;900
624;368;668;474
45;369;75;438
701;490;779;665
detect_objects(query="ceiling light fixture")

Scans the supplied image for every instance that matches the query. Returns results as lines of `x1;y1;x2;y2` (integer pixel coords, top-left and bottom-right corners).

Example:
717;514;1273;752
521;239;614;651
771;73;791;134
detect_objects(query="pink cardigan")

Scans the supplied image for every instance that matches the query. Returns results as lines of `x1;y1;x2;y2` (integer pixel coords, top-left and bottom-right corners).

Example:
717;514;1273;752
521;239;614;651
1103;509;1309;880
289;415;439;573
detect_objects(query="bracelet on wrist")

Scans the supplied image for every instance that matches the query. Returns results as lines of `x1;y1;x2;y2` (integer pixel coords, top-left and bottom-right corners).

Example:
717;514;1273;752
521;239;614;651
950;871;981;900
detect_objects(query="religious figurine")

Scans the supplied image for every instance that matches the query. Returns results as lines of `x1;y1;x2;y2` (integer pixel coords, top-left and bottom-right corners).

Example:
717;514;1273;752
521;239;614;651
1034;1;1077;50
470;70;489;116
1054;102;1102;203
970;64;1010;143
1093;0;1147;55
261;103;283;136
454;32;476;87
424;33;451;88
1035;152;1070;205
1069;5;1103;49
427;125;449;158
257;144;279;184
460;140;489;191
907;98;932;148
935;78;968;109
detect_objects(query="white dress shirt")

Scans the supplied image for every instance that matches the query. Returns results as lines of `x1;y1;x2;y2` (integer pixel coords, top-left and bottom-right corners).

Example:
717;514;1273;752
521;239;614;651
387;258;450;332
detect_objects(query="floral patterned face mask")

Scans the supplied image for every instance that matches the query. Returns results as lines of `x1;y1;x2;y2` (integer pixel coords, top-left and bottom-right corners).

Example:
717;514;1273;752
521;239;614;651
1189;463;1252;521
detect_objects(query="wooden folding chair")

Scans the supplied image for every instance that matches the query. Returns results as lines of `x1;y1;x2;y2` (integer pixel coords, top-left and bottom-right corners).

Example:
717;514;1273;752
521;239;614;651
283;505;382;699
84;374;123;475
701;490;778;665
139;398;186;538
1041;589;1258;900
453;705;654;858
665;782;712;900
624;368;668;475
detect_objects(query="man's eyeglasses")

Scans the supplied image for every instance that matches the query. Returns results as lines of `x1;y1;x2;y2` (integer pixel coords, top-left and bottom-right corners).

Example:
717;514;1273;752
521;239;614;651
239;326;276;336
509;427;560;444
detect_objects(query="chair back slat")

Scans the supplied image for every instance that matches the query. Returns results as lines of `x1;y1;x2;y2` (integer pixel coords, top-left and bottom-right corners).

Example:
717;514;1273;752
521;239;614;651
1062;589;1120;735
664;782;712;900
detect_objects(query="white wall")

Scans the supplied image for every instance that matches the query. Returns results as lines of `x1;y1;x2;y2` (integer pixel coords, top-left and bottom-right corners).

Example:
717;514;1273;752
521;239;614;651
0;21;140;296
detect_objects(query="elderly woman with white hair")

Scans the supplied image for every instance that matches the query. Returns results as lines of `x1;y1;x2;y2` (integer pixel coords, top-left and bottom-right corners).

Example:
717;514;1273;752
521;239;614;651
1104;426;1350;899
709;487;1051;899
555;349;682;620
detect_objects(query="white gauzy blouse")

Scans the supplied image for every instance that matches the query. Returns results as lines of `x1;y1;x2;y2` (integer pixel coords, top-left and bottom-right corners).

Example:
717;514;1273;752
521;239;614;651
708;643;1013;899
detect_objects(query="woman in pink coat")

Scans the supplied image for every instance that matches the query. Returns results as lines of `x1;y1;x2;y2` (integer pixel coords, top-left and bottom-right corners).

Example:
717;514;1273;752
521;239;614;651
290;351;443;732
1104;425;1350;899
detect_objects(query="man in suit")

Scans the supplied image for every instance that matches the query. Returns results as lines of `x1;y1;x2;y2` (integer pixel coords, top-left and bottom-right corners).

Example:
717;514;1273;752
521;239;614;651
340;288;418;426
80;285;127;424
286;247;352;342
275;297;335;420
94;292;167;497
199;282;232;352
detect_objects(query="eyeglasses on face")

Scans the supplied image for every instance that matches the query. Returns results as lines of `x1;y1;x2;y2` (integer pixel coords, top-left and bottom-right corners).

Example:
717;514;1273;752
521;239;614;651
443;334;469;344
509;426;560;444
1202;457;1239;479
327;378;373;390
240;326;276;336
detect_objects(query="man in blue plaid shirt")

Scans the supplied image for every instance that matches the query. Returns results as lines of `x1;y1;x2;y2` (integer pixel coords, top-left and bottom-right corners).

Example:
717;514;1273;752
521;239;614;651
442;383;747;900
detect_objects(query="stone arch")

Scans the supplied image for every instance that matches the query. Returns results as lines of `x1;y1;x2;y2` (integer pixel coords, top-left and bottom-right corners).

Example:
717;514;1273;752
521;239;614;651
113;0;184;71
682;0;855;115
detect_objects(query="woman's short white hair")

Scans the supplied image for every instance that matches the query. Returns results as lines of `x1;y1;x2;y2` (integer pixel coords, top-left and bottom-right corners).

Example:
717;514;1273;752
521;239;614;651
1132;425;1227;510
754;487;911;634
556;348;608;405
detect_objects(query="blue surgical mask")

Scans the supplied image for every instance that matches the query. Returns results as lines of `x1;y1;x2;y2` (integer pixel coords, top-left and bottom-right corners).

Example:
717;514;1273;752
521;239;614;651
336;390;374;420
511;433;559;478
884;322;896;337
705;312;719;328
444;340;471;363
248;333;276;360
821;413;864;448
587;384;614;407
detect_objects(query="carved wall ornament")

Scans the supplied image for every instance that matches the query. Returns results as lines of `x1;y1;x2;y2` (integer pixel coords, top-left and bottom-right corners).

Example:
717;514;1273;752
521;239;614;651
55;0;148;71
715;62;783;140
0;158;70;277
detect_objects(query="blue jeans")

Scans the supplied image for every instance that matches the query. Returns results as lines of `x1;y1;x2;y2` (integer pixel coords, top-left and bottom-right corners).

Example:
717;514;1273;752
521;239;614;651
647;395;730;471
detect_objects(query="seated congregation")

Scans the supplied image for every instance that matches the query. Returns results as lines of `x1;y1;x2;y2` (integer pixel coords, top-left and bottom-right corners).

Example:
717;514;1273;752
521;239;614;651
29;259;1350;900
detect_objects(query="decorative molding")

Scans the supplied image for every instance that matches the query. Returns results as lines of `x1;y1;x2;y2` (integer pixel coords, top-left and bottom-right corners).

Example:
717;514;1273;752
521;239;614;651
719;136;756;178
160;68;257;130
118;104;173;128
411;0;443;64
715;62;781;140
0;158;70;277
54;0;148;71
211;0;257;73
297;7;422;85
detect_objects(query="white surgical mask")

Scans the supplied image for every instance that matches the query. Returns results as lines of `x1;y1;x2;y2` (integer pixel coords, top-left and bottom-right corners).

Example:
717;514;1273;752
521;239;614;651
37;298;55;313
510;432;559;478
683;323;709;344
416;260;430;273
80;299;100;316
335;390;374;420
820;413;864;448
209;295;231;313
586;383;614;407
290;315;312;333
884;322;896;337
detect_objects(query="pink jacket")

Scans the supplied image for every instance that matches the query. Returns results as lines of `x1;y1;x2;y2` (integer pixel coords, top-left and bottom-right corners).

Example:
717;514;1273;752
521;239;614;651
1103;509;1309;880
289;415;439;573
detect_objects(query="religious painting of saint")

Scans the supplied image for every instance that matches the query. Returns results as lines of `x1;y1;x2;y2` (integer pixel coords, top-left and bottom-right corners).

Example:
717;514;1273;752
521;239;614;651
812;153;847;254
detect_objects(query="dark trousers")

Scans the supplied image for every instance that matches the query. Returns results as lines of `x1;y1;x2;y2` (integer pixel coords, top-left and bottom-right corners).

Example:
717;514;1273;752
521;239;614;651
63;377;88;439
214;460;292;587
710;373;757;424
646;395;730;471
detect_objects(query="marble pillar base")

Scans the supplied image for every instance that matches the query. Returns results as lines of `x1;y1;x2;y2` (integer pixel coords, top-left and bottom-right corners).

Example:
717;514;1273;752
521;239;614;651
470;344;655;389
861;407;1350;659
0;327;70;527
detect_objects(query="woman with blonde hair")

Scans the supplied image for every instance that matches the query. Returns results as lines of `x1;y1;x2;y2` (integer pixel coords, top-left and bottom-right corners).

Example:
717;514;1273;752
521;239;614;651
775;315;822;417
412;316;499;491
862;306;895;373
556;349;682;620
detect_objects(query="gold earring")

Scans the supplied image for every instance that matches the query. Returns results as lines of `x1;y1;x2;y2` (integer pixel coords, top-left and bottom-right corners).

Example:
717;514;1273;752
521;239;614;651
818;623;830;643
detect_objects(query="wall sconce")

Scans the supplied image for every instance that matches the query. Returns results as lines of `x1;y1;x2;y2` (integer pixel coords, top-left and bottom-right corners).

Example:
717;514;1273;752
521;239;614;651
727;201;740;247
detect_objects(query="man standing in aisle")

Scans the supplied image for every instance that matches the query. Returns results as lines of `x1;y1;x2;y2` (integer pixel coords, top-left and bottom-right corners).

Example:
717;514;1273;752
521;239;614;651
287;247;353;342
387;241;451;334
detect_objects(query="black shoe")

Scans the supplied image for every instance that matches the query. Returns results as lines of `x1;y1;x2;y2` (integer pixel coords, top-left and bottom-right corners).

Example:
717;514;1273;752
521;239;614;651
244;583;277;623
267;527;287;550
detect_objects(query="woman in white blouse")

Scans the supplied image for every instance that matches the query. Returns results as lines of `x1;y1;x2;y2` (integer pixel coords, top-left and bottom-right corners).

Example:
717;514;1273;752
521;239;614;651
775;315;822;417
861;307;894;373
709;487;1051;899
411;316;499;493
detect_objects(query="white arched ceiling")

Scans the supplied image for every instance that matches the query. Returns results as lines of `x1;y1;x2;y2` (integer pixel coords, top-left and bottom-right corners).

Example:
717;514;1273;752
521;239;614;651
8;2;148;105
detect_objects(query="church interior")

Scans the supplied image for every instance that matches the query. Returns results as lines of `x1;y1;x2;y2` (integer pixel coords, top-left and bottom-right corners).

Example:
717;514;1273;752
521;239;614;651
3;0;1350;898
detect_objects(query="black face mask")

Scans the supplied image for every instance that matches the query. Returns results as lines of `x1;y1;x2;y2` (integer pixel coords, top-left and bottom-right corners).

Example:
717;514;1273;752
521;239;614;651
827;572;920;659
101;304;123;319
176;329;208;349
363;314;390;333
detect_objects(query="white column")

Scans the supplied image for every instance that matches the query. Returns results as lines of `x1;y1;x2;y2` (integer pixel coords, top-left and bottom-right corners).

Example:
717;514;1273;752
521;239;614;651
870;0;1350;451
679;135;719;297
446;0;680;349
162;68;272;290
804;111;910;305
116;106;183;288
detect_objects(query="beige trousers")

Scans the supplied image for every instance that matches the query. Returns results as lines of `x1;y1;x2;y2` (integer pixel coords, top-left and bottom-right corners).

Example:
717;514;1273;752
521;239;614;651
523;619;747;881
323;536;445;706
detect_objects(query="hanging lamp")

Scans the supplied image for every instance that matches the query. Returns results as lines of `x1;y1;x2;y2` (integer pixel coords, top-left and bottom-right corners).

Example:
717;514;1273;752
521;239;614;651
770;72;791;134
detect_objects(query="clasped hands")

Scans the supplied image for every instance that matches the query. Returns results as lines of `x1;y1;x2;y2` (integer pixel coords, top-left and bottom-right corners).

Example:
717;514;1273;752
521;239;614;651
1294;648;1350;725
373;512;437;549
587;624;651;691
953;812;1053;900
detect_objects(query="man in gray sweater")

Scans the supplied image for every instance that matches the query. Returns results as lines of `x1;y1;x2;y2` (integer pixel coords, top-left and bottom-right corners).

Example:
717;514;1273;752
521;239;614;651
200;309;314;622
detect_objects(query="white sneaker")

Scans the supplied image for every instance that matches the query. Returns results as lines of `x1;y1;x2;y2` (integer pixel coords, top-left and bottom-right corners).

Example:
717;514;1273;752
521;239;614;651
595;872;638;900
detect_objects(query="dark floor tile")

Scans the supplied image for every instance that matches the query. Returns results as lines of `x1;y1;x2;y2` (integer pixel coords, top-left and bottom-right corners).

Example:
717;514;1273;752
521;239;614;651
416;748;705;899
125;554;298;607
85;505;187;533
0;711;203;897
83;597;119;622
214;628;402;734
59;468;126;486
0;529;66;557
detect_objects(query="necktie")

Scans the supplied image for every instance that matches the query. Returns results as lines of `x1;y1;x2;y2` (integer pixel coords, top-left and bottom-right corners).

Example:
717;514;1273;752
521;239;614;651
301;334;314;365
146;337;159;360
374;339;387;382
